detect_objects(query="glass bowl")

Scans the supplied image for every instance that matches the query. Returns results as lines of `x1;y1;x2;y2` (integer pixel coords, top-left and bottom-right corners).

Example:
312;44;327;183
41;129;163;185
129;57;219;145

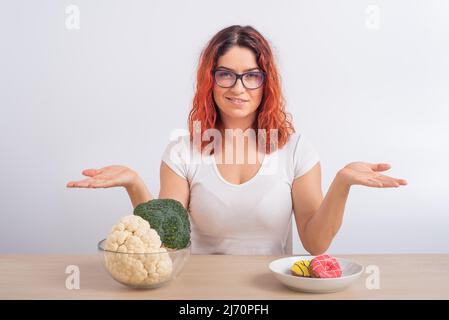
97;239;191;289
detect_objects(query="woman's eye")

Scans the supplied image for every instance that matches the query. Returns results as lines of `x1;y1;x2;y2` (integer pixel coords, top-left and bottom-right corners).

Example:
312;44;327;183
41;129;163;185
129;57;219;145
246;72;261;79
218;71;233;78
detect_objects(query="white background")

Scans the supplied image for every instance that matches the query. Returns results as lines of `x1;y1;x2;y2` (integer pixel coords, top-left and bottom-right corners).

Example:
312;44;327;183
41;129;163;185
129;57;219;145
1;0;448;253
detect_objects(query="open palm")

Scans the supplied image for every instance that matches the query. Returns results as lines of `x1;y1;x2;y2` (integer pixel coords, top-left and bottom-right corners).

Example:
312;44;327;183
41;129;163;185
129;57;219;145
339;162;408;188
66;165;137;189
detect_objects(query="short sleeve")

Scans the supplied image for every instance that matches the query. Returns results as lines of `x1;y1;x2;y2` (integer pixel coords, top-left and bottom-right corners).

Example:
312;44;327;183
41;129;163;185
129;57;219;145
161;135;190;180
293;134;320;179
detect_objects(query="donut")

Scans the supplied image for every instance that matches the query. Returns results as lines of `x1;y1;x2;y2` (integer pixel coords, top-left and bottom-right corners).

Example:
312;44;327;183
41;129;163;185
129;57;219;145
310;255;342;278
291;260;312;277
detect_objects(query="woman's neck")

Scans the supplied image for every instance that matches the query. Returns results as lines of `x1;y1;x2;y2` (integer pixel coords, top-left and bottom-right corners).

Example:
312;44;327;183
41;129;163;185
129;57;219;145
212;112;259;156
218;114;257;134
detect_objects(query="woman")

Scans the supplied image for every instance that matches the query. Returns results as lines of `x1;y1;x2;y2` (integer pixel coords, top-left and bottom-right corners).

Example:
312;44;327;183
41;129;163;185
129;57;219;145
67;25;407;255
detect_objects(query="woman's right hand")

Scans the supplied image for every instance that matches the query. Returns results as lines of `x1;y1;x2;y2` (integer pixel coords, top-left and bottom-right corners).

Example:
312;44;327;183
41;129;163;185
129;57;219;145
66;165;139;189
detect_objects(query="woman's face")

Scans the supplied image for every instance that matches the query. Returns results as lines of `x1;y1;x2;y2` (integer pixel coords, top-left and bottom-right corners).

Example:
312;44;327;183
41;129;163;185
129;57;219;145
213;46;264;128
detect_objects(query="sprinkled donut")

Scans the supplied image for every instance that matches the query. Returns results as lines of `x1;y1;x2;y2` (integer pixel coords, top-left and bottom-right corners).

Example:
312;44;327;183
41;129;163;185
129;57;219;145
310;255;342;278
291;260;312;277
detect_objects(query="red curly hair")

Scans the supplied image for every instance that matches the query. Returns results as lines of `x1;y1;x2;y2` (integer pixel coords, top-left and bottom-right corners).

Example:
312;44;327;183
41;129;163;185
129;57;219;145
188;25;295;154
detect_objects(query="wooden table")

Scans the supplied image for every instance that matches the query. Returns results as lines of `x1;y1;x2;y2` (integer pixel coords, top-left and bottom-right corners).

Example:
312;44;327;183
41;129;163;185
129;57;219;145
1;254;448;299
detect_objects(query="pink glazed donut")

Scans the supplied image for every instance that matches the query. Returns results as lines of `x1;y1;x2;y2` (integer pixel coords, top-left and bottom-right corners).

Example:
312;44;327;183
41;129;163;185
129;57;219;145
310;255;343;278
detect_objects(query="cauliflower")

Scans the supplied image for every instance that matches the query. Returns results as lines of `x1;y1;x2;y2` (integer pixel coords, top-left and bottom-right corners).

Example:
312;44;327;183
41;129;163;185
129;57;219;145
103;215;173;286
105;215;162;252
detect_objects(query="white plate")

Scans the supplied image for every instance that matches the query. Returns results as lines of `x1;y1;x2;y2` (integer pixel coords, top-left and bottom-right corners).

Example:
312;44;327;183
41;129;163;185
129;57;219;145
269;255;364;293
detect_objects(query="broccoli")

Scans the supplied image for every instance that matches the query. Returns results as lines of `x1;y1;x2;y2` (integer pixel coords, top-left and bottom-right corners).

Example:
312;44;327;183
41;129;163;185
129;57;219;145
134;199;191;249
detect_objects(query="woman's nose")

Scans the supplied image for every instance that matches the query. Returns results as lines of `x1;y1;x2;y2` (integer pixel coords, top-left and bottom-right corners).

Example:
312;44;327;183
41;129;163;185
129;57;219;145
230;78;246;93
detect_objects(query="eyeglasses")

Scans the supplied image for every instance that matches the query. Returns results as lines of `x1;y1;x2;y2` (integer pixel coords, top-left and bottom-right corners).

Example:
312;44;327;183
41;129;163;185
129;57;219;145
213;69;266;90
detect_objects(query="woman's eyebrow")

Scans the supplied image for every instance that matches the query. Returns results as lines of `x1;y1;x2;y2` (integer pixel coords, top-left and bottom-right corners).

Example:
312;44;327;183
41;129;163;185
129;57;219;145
216;66;260;72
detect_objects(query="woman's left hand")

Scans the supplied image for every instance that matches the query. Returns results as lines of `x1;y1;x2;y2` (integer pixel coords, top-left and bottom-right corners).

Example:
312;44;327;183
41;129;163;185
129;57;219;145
337;162;408;188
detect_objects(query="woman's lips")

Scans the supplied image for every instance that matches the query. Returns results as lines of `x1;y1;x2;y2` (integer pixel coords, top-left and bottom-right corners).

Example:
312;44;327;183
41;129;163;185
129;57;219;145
226;97;248;105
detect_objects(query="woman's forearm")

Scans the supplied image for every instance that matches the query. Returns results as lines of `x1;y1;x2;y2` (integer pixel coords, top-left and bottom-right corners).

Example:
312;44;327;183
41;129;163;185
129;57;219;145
303;171;351;255
125;177;153;209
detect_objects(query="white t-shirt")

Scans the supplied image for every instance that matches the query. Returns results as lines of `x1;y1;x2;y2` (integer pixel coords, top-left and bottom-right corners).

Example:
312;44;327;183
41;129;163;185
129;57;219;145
161;131;320;255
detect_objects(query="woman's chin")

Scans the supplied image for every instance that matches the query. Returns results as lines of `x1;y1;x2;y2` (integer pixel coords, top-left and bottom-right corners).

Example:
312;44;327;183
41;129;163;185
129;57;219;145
223;109;252;119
